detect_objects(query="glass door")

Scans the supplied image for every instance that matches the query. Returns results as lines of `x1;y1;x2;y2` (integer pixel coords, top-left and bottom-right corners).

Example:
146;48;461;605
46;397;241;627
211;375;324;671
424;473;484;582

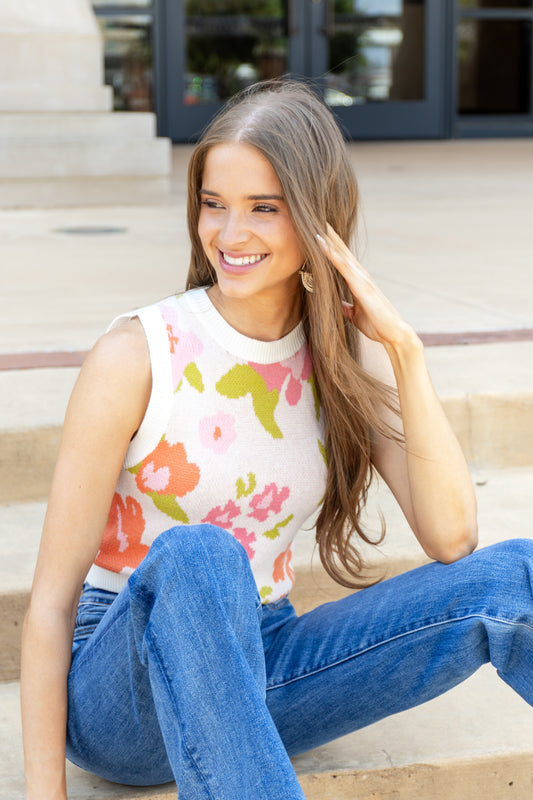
162;0;306;141
455;1;533;136
160;0;447;141
92;1;155;113
309;0;447;138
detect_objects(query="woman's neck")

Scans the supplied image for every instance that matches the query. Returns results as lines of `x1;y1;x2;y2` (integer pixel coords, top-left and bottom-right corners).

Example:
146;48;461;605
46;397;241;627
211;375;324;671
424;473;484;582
206;285;302;342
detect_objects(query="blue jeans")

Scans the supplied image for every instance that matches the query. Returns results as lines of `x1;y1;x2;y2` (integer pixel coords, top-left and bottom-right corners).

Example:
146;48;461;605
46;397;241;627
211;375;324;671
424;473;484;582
66;526;533;799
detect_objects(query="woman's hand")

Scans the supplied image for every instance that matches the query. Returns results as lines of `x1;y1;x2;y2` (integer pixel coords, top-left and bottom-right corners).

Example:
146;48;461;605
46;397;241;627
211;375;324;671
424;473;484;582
317;223;414;350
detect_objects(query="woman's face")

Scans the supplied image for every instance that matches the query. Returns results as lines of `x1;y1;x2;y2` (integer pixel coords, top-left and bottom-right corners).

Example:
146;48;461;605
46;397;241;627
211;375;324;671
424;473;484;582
198;142;304;315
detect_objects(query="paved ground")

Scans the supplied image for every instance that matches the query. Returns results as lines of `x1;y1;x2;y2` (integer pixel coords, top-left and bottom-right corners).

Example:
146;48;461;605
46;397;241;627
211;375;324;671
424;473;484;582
1;139;532;360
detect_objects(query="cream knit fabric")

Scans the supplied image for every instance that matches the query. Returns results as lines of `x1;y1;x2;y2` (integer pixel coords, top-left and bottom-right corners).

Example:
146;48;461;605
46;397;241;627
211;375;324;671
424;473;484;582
87;288;326;603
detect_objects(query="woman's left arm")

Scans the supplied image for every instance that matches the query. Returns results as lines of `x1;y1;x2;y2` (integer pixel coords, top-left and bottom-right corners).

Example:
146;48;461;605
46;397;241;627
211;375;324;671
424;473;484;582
319;225;478;563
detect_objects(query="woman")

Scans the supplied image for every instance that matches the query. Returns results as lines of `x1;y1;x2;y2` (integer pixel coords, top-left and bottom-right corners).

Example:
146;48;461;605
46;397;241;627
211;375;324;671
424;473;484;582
21;80;533;800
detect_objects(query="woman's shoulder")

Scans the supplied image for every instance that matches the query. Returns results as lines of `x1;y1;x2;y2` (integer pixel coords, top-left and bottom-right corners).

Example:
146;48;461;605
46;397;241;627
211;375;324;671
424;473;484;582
84;317;151;402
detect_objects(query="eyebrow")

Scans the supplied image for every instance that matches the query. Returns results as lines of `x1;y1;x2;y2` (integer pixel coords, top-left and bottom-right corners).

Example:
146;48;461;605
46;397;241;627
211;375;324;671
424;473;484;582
200;189;285;202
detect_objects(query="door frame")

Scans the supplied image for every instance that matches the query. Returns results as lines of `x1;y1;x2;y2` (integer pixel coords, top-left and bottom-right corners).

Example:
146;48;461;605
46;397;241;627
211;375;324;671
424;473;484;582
308;0;450;140
451;2;533;138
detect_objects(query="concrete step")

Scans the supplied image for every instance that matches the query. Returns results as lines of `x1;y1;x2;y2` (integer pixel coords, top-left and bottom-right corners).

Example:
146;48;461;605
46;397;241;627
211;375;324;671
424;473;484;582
1;466;532;682
1;176;172;208
0;112;171;207
2;341;533;505
0;112;158;141
3;662;533;799
0;138;171;179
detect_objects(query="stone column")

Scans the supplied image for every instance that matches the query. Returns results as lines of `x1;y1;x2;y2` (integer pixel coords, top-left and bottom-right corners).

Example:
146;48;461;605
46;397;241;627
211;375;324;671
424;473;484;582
0;0;112;111
0;0;171;207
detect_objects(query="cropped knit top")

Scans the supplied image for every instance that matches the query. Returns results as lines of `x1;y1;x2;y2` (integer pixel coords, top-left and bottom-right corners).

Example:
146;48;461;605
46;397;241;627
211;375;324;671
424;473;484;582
86;288;327;603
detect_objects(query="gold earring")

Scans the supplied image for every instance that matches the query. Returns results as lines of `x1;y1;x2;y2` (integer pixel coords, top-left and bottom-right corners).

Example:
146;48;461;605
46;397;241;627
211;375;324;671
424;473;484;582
299;264;314;293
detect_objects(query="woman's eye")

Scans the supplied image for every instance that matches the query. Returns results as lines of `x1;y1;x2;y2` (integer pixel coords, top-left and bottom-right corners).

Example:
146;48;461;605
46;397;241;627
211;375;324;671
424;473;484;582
200;199;223;209
254;204;277;213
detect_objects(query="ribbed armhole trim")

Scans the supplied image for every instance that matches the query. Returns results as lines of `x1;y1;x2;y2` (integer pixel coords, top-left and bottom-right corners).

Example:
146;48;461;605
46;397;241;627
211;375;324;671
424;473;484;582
107;303;173;468
85;564;129;594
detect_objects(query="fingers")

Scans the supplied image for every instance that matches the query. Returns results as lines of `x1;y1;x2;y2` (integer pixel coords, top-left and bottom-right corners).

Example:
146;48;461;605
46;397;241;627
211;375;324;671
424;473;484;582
316;225;370;284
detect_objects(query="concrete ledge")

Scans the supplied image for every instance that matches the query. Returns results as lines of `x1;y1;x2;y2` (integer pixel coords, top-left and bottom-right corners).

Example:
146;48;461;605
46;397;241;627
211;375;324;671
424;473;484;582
2;468;532;682
442;393;533;468
3;667;533;798
0;112;158;140
0;177;173;209
1;390;531;505
0;139;171;179
0;84;112;112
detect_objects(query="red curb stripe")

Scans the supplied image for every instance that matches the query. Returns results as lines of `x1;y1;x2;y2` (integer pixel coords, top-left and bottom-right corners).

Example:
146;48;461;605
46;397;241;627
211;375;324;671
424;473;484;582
1;329;533;371
0;351;89;371
419;329;533;347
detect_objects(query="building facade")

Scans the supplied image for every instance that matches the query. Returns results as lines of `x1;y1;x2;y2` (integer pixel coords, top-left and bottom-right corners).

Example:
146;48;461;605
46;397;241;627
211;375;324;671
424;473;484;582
91;0;533;141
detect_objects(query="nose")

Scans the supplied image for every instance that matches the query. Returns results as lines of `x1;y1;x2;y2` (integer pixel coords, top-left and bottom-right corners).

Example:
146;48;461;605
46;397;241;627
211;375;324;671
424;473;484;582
218;210;250;247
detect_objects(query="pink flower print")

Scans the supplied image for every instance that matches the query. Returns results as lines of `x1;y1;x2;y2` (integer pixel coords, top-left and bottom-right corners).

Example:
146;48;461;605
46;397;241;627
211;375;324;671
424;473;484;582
199;412;236;455
233;527;256;560
160;304;203;389
248;483;290;523
249;346;313;407
140;462;171;492
202;499;241;530
281;346;313;406
249;362;291;393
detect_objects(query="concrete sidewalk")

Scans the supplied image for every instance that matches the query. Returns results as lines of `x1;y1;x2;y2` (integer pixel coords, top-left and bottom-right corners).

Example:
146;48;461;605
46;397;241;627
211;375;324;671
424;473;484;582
1;139;532;357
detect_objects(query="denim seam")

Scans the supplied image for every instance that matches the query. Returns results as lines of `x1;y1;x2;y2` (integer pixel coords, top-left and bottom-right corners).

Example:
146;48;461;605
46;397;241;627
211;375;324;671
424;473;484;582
266;613;533;691
148;632;217;800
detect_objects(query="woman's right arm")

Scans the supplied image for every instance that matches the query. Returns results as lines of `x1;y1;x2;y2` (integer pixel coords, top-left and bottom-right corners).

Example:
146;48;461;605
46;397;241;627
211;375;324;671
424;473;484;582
21;319;151;800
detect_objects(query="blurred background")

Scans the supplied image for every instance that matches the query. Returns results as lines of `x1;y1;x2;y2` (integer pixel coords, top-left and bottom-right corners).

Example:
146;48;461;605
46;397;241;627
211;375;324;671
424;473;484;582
92;0;533;141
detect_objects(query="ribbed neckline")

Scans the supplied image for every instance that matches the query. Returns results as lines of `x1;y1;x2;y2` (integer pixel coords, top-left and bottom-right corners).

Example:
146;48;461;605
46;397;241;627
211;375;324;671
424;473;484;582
183;288;306;364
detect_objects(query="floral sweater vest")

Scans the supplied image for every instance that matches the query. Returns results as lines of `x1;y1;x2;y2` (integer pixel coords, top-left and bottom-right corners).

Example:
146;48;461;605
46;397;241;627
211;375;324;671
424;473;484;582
86;288;327;603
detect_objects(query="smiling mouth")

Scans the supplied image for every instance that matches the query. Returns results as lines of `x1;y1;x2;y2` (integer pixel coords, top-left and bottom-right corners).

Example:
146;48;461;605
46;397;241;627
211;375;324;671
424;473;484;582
220;251;268;267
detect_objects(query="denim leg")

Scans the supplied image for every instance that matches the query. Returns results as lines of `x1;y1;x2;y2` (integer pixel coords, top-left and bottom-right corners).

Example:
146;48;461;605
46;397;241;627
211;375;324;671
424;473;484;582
67;524;306;800
264;539;533;756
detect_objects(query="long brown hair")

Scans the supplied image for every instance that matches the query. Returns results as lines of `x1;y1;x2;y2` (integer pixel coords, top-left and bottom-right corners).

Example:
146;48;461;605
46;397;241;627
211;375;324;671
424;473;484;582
186;80;400;588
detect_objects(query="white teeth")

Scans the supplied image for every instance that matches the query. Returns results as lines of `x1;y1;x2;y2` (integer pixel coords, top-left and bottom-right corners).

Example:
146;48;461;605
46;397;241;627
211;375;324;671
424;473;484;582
223;252;264;266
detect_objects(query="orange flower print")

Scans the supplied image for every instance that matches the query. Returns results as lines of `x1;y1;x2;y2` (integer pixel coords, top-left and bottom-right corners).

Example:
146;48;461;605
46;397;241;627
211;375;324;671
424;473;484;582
273;546;295;584
135;439;200;498
96;493;148;571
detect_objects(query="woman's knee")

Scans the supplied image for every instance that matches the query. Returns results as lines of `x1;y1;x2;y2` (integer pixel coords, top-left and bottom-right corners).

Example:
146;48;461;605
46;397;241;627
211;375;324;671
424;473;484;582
152;523;249;570
131;524;255;599
459;538;533;613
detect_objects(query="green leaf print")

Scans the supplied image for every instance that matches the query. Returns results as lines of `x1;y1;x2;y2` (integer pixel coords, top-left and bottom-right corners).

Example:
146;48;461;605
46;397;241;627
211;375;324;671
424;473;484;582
263;514;294;541
318;439;328;466
216;364;282;439
236;472;257;499
183;362;204;393
260;586;273;601
148;492;189;524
